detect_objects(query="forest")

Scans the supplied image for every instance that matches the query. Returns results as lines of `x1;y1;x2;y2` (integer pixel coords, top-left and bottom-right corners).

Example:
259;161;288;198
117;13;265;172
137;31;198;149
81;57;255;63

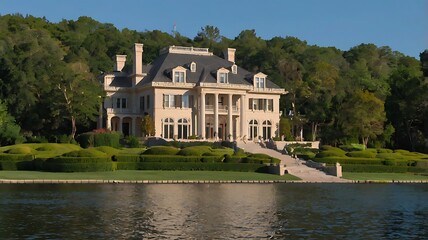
0;14;427;152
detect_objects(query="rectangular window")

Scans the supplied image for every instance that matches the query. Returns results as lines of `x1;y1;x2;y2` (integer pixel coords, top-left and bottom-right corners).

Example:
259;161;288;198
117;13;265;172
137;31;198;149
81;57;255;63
255;77;265;88
219;72;228;83
174;71;185;82
253;99;259;110
268;99;273;111
146;95;150;109
121;98;127;108
116;98;121;108
182;95;189;108
163;95;175;108
140;96;145;111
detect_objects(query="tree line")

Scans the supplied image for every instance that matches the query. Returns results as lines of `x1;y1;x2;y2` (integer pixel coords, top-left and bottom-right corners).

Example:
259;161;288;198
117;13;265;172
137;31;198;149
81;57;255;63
0;14;427;152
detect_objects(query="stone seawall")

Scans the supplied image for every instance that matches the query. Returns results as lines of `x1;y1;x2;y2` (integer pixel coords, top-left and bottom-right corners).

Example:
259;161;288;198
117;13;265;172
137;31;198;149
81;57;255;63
1;179;427;184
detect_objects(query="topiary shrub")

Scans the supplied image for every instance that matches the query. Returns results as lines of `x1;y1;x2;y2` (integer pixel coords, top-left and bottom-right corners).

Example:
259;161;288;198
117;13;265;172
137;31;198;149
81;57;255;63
96;146;120;157
76;132;95;148
346;151;377;158
113;155;141;162
62;148;107;158
94;132;121;148
377;148;394;153
143;146;180;155
7;146;34;155
177;146;212;156
315;148;347;158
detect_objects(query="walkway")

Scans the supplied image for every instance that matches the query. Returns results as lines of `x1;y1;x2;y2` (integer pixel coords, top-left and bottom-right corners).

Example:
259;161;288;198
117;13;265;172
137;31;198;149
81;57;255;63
237;141;350;183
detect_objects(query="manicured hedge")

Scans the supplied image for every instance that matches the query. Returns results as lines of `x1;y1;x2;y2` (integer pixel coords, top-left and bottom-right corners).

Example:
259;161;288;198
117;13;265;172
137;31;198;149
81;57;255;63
77;132;120;148
314;157;384;165
224;155;243;163
114;155;141;162
342;164;408;173
140;155;201;163
94;132;121;148
143;146;180;155
342;164;428;173
96;146;120;156
315;148;347;158
0;154;34;170
346;151;377;158
116;162;268;172
42;157;112;172
177;146;212;156
6;146;34;154
45;157;111;164
62;149;107;158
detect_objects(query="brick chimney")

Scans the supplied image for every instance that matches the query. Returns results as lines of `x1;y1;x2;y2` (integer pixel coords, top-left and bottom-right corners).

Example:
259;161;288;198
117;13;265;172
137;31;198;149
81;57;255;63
133;43;144;75
223;48;236;63
114;55;126;72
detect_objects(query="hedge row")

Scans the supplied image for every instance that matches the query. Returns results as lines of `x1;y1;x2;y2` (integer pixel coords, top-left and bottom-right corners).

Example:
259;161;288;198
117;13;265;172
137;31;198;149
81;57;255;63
43;162;113;172
116;162;268;172
314;157;417;166
114;155;224;163
342;164;428;173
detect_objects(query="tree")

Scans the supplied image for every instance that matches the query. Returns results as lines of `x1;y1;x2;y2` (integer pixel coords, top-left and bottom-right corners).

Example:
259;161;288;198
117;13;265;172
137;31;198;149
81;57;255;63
386;56;427;151
141;115;155;137
55;62;104;139
0;101;23;146
305;61;340;141
339;90;386;147
194;25;221;50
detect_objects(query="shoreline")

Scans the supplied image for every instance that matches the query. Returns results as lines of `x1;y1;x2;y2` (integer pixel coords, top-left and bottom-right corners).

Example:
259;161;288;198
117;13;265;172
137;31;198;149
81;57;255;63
1;179;427;184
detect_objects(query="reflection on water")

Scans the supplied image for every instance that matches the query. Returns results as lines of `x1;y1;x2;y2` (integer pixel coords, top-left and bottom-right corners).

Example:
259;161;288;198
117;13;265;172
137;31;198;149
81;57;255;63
0;184;427;239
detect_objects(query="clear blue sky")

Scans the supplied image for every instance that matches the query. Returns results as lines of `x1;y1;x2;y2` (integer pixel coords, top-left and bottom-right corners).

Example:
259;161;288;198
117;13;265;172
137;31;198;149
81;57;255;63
1;0;427;58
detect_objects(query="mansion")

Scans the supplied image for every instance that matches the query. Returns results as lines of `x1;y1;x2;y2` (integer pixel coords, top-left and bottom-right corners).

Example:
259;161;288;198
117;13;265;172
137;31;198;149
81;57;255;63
99;43;286;141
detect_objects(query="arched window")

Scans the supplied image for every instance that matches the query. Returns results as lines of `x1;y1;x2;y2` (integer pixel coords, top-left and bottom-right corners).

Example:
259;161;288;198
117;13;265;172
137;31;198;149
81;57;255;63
163;118;174;139
178;118;190;139
249;120;258;140
262;120;272;140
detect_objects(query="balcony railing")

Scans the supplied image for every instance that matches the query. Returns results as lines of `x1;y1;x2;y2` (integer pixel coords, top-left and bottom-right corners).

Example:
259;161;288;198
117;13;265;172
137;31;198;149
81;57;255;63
205;105;239;113
106;108;137;114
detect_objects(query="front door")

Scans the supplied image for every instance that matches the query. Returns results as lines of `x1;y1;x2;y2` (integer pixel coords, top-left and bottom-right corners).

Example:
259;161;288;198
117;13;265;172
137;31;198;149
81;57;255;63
122;122;130;136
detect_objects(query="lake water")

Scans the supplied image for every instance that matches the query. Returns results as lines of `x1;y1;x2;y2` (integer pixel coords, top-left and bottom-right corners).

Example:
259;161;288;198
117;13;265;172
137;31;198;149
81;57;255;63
0;183;427;239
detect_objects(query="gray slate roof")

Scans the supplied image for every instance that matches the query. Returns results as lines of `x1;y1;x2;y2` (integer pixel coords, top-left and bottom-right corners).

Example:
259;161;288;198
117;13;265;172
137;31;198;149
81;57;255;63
109;50;281;89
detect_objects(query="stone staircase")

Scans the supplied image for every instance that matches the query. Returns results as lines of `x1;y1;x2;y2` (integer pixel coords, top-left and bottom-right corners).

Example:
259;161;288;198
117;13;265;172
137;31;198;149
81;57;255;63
237;141;350;183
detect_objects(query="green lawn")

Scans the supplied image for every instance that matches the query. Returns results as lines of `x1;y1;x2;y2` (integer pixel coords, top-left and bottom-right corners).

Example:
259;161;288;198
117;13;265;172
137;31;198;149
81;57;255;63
0;170;301;181
343;172;428;181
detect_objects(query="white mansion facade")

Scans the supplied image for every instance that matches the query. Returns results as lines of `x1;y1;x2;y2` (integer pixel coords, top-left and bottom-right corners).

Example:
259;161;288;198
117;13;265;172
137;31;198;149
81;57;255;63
100;43;286;141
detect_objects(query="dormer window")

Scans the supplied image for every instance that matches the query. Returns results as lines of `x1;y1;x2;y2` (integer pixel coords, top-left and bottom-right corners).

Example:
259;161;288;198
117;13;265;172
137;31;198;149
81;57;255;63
172;66;187;83
254;73;267;88
231;64;237;74
216;68;230;84
190;62;196;72
219;72;228;83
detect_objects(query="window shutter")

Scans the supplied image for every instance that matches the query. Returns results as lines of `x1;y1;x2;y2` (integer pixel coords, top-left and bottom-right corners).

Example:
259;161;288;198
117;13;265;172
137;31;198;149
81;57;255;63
249;98;252;110
189;95;194;108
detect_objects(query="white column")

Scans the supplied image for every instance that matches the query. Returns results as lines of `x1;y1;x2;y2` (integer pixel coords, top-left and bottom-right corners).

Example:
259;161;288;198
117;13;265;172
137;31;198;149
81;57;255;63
200;92;206;139
228;94;233;141
214;93;219;140
132;117;136;136
107;116;112;130
240;95;246;140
